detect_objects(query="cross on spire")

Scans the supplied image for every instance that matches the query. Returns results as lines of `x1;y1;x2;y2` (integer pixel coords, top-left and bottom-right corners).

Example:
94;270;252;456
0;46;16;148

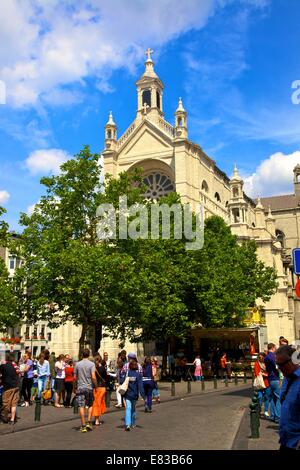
145;48;154;61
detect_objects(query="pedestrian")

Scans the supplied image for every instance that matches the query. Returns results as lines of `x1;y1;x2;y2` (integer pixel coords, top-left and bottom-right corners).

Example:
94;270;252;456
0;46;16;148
64;359;74;408
193;354;203;381
91;355;107;425
36;352;50;402
49;352;56;404
264;343;281;423
142;356;155;412
120;356;145;431
54;354;66;408
219;352;231;382
20;350;34;407
152;357;161;403
276;345;300;450
254;352;270;418
115;356;125;408
74;348;97;433
0;353;20;424
121;352;143;375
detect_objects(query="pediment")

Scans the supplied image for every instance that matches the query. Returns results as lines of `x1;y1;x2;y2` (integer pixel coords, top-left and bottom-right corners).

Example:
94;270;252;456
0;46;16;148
118;120;173;159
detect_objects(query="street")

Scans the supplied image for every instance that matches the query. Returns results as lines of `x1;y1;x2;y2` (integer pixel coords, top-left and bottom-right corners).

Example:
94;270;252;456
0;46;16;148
0;386;253;450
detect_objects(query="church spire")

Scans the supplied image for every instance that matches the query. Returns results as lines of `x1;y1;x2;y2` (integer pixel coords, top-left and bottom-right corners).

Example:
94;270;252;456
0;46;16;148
136;48;164;121
175;97;188;139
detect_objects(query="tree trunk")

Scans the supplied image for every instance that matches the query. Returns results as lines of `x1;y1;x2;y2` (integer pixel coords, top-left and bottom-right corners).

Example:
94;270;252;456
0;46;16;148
93;321;102;355
162;339;169;376
78;322;87;359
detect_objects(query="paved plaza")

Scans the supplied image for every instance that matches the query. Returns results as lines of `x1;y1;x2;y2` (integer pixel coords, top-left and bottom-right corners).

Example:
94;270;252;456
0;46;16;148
0;382;280;450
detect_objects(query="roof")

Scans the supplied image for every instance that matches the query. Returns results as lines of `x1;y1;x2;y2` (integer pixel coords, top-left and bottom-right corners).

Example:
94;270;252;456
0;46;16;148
257;194;300;211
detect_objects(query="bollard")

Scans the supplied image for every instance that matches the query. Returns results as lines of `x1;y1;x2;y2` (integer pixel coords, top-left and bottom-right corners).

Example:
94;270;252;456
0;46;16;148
243;371;247;383
73;396;79;414
252;395;260;430
225;376;229;387
34;397;41;422
213;375;218;389
253;392;261;417
234;374;238;386
171;380;175;396
201;379;205;392
249;402;259;438
187;378;191;394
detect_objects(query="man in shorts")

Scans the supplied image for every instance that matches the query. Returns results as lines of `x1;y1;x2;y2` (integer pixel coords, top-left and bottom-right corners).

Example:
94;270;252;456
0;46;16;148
74;348;97;433
0;353;20;424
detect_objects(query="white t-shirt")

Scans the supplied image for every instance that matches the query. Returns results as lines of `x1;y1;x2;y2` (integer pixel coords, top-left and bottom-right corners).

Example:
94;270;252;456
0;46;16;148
55;361;66;379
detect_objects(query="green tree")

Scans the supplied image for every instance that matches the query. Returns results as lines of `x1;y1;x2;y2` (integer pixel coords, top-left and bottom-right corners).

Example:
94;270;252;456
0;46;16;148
188;216;277;327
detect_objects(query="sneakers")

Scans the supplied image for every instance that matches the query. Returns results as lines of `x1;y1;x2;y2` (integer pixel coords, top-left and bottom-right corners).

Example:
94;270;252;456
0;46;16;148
264;411;270;418
80;426;87;433
131;425;136;429
125;426;131;431
115;404;122;408
85;422;92;431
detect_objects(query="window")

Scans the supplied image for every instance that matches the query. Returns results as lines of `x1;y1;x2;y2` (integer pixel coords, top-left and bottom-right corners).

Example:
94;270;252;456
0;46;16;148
177;117;182;127
33;327;37;338
201;180;209;193
233;187;239;198
47;332;52;341
107;129;112;139
225;201;229;207
156;91;160;110
143;172;175;199
9;257;16;270
40;326;45;338
276;229;285;248
232;208;240;223
215;192;221;202
25;326;30;338
142;89;151;107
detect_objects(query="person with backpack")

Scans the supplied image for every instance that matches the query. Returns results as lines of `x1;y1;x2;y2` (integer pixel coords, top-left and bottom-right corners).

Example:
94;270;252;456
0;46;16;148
120;355;145;431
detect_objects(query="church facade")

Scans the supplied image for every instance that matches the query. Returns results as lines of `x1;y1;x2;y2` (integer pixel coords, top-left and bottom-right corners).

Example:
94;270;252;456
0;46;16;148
102;50;300;351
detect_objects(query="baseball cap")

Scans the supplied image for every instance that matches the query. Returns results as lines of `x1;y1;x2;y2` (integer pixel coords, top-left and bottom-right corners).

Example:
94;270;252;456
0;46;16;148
128;352;137;360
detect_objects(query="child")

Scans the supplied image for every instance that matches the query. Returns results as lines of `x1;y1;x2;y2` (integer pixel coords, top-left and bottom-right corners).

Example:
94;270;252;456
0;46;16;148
193;355;202;381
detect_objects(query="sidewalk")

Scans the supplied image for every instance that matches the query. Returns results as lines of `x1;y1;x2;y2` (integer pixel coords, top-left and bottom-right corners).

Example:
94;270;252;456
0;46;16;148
232;408;279;450
0;379;250;436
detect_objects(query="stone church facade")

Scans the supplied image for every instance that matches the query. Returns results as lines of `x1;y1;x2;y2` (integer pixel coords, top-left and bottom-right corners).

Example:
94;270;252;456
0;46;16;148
2;51;299;359
102;51;300;351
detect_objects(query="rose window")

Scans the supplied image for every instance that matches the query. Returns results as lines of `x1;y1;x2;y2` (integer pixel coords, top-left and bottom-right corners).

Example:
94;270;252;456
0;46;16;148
143;172;175;199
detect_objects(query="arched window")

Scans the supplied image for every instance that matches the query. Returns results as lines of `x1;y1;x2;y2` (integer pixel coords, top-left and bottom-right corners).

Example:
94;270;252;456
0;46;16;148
215;192;221;202
225;201;229;207
276;229;285;248
201;180;209;193
143;172;175;200
177;117;182;127
107;129;112;139
233;187;239;198
142;89;151;107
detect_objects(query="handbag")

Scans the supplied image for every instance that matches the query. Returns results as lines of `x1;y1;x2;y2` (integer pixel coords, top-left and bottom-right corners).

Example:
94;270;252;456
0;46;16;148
253;373;266;390
42;388;52;400
118;372;129;396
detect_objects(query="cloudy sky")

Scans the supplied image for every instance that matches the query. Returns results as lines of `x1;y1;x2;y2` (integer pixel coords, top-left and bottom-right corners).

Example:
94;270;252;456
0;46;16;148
0;0;299;229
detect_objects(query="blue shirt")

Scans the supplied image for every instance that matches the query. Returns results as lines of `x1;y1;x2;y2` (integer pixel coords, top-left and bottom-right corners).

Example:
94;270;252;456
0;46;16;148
264;352;279;382
37;360;50;377
279;367;300;449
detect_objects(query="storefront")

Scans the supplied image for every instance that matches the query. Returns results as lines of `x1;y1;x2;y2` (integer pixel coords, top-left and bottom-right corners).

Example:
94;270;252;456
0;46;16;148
0;341;22;362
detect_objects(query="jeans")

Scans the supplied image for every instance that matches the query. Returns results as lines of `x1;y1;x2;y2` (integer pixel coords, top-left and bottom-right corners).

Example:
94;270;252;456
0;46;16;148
51;378;56;402
144;381;154;410
194;375;202;381
125;398;136;427
37;376;48;399
269;380;281;422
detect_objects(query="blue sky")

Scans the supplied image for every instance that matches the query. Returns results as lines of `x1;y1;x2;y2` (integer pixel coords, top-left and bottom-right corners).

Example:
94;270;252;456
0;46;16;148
0;0;300;230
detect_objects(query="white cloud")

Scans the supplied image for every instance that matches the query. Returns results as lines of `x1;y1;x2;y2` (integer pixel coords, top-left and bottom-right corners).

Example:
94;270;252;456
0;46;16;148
27;202;37;215
243;151;300;197
0;190;10;205
0;0;216;108
25;148;71;175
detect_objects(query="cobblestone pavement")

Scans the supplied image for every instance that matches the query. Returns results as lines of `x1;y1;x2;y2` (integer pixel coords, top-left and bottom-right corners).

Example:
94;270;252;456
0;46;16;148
0;384;253;450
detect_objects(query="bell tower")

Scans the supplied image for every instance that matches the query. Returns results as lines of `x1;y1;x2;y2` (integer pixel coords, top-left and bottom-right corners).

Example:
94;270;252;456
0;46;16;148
174;97;188;139
136;48;164;122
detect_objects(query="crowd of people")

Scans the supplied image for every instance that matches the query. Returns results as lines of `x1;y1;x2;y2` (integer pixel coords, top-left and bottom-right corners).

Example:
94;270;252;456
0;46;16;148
0;348;161;433
253;337;300;450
